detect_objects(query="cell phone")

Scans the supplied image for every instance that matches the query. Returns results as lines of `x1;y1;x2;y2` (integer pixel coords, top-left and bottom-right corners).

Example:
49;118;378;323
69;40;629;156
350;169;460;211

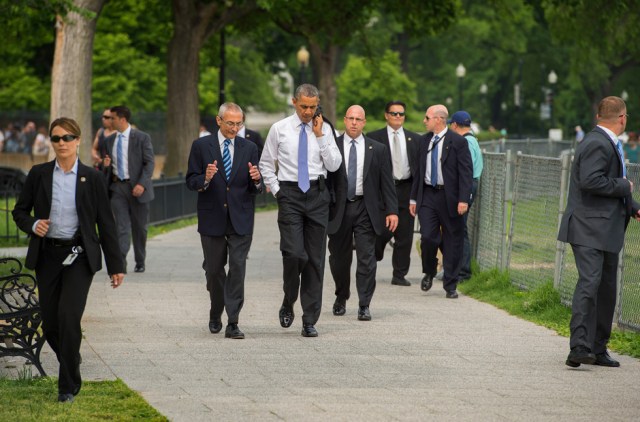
313;105;323;119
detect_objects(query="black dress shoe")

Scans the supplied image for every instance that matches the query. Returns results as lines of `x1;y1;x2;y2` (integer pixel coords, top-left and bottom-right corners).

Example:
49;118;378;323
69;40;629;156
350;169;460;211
593;351;620;367
446;290;459;299
391;277;411;286
421;274;433;292
358;306;371;321
279;305;294;328
134;265;145;273
224;323;245;339
209;320;223;333
301;324;318;337
332;302;346;316
58;393;74;403
565;346;596;367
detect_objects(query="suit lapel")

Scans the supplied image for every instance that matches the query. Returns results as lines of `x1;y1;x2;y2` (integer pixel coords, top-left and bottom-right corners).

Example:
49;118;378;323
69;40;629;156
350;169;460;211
229;138;243;182
43;161;55;205
75;161;88;215
441;132;452;163
363;138;374;181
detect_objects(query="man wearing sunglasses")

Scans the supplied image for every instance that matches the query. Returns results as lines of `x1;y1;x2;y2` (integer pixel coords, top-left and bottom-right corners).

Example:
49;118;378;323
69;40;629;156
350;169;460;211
105;105;155;274
367;101;420;287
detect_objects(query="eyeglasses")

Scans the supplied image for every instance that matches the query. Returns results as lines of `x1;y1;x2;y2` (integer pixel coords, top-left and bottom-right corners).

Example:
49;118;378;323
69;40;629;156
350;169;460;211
221;120;243;128
619;113;629;118
387;111;405;117
345;117;365;122
425;116;442;121
51;134;79;143
102;115;112;119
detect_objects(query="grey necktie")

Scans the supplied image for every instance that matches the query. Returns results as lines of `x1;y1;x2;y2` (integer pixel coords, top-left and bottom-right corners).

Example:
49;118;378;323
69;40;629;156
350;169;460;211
347;139;357;200
392;131;403;180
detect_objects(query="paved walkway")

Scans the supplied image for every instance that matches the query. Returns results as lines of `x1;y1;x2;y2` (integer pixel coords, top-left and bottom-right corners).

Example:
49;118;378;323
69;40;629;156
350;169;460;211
3;209;640;421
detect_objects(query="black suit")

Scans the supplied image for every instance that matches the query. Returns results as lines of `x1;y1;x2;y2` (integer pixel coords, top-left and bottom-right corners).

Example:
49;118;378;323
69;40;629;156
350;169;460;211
186;134;261;325
367;127;420;280
410;130;472;292
243;128;264;159
558;126;639;354
327;135;398;307
12;160;123;396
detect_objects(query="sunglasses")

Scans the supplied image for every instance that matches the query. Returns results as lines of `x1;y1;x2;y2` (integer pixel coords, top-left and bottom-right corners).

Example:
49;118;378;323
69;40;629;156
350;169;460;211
51;134;79;143
102;115;112;119
387;111;405;117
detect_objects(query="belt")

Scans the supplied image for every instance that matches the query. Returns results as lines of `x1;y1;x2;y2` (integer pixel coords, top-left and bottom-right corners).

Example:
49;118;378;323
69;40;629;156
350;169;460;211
280;180;319;187
112;175;130;183
44;237;81;247
425;183;445;190
347;195;364;202
394;177;413;186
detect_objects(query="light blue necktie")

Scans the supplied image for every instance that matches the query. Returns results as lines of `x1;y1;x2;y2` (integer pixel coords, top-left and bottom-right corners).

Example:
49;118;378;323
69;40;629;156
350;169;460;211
347;139;357;200
223;139;232;181
298;123;310;192
117;133;125;181
430;135;440;186
615;141;627;178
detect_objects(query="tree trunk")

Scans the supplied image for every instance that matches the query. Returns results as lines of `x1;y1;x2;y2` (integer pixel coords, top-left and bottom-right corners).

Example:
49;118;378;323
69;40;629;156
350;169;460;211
50;0;105;163
309;42;339;124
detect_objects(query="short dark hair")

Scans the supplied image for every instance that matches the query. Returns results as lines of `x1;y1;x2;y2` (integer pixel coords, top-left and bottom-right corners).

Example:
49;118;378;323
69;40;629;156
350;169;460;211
49;117;81;138
597;96;626;121
110;105;131;122
294;84;319;100
385;100;406;113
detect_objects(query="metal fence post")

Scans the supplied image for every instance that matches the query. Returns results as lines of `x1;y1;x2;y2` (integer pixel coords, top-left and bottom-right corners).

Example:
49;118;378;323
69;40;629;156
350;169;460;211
554;152;571;289
501;149;513;271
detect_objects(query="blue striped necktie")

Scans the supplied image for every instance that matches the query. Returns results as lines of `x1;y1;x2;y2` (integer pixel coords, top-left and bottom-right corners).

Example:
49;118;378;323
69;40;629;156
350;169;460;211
117;133;125;181
223;139;232;181
615;140;627;178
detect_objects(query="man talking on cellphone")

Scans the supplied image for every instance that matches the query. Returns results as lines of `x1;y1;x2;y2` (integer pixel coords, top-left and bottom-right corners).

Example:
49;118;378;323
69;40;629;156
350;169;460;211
259;84;342;337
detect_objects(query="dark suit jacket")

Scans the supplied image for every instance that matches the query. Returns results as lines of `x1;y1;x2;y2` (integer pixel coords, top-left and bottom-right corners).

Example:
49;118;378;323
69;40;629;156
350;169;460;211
558;126;639;253
12;160;124;274
186;134;261;236
327;135;398;236
366;127;420;179
105;127;155;203
410;130;473;218
244;128;264;159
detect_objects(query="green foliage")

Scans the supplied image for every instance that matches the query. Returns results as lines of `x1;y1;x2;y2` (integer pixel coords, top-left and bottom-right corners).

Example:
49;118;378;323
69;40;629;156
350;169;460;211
336;50;417;116
0;66;50;110
0;377;167;421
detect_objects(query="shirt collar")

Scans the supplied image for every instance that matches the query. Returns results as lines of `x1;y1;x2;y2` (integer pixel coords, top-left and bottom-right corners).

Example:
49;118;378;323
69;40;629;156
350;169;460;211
119;125;132;139
217;130;235;146
387;126;403;136
434;127;448;140
346;134;364;144
54;158;79;174
597;125;620;144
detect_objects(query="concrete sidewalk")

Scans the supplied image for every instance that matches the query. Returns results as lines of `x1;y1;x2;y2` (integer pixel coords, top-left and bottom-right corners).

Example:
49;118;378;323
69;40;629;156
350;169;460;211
3;209;640;421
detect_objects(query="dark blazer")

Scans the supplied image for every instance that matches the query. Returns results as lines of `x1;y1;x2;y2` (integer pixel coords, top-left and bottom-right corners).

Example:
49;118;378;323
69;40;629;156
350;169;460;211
186;134;261;236
244;128;264;159
410;130;473;217
367;127;420;178
327;135;398;236
105;127;155;203
12;160;124;274
558;126;639;253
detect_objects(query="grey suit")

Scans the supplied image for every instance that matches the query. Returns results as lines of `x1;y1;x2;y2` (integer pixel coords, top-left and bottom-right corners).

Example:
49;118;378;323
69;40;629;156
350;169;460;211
558;126;639;353
106;127;155;269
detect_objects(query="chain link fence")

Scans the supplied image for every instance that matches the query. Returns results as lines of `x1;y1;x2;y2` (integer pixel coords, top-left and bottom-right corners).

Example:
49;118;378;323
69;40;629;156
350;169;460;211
470;143;640;332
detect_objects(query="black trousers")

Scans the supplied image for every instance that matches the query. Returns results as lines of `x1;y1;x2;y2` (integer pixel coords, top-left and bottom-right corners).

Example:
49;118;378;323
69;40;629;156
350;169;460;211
36;244;94;395
277;183;330;325
375;180;414;279
570;244;618;354
200;220;252;325
418;186;464;292
329;199;377;307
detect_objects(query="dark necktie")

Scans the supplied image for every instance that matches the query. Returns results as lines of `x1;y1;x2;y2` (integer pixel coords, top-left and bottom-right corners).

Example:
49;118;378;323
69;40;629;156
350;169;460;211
223;139;232;181
298;123;310;192
348;139;357;200
430;135;440;186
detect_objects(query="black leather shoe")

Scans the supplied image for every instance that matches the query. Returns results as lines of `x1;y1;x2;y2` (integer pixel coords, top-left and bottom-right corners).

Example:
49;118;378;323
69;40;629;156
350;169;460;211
391;277;411;286
209;320;222;333
224;323;245;339
332;302;346;316
279;305;294;328
301;324;318;337
446;290;459;299
421;274;433;292
58;393;74;403
593;351;620;367
134;265;145;273
565;346;596;367
358;306;371;321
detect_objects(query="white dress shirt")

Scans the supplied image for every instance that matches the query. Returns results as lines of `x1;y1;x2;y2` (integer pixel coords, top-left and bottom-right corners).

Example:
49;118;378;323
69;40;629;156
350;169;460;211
387;126;411;180
259;113;342;196
218;130;235;161
344;135;365;196
424;128;448;186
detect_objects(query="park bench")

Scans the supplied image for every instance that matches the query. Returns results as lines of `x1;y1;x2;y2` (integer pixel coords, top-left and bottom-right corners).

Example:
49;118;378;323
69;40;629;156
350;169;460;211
0;257;46;376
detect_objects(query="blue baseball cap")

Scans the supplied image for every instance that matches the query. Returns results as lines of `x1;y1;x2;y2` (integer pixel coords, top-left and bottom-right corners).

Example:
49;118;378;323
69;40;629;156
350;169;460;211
448;111;472;126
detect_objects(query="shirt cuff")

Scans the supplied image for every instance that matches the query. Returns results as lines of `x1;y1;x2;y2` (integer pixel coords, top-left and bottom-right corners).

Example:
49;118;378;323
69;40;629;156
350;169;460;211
31;220;39;234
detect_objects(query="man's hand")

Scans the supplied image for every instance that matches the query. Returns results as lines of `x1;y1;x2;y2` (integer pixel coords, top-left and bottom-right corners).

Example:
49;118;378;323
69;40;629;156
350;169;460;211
457;202;469;215
103;155;111;167
248;162;261;182
205;160;218;182
132;184;145;197
409;203;416;217
386;214;399;232
34;219;50;237
110;273;124;289
312;114;324;137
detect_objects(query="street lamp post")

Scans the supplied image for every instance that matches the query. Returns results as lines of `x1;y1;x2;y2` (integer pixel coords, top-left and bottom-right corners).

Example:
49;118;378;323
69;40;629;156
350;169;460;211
479;83;488;126
456;63;466;110
218;28;226;107
297;46;310;86
621;90;629;102
548;70;558;128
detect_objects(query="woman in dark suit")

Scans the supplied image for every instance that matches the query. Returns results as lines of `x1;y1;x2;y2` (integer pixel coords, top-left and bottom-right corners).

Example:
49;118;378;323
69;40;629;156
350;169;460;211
12;117;125;403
